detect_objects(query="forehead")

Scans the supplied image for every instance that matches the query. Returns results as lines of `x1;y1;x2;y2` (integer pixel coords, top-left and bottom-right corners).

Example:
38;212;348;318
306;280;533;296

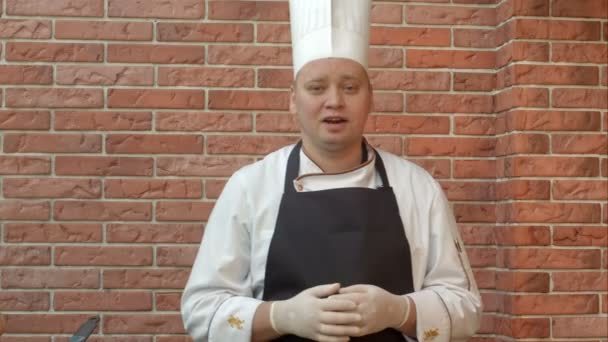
296;57;368;83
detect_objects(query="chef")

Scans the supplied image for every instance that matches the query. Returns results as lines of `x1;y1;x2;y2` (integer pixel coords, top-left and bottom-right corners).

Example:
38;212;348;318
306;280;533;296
181;0;482;341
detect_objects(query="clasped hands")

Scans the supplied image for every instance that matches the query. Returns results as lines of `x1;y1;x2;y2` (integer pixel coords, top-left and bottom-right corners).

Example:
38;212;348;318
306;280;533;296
270;283;410;342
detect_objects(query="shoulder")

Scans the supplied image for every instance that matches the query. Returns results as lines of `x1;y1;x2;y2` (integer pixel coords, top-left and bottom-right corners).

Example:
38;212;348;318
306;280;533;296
231;144;294;190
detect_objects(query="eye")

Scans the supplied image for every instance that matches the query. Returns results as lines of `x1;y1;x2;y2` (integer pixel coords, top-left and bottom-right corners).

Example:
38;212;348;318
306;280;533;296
344;83;359;93
305;84;325;94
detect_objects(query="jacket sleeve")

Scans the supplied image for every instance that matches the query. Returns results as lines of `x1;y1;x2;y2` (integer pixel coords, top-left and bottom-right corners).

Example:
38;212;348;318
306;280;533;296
181;172;262;342
406;180;483;342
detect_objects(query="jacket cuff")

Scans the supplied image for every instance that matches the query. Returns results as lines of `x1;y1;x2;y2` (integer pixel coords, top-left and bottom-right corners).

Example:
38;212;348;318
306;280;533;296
407;290;451;342
208;296;263;342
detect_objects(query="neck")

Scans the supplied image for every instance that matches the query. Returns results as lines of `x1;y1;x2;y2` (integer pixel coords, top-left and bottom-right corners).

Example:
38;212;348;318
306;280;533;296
301;139;365;173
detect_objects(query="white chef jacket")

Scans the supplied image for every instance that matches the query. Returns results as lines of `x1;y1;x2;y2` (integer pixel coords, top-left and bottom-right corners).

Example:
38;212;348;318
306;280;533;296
182;144;482;342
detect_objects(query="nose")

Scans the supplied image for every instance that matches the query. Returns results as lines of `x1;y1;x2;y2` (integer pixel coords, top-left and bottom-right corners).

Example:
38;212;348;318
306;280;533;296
325;86;344;109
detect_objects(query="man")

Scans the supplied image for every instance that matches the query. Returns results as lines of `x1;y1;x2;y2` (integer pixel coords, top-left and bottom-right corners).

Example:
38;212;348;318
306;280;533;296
181;0;482;341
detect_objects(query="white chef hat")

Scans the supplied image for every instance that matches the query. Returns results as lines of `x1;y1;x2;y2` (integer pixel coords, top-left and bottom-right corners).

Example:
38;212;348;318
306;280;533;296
289;0;372;76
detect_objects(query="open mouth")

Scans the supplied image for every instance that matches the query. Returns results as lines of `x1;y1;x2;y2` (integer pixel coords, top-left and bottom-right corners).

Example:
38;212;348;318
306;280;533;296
322;117;347;124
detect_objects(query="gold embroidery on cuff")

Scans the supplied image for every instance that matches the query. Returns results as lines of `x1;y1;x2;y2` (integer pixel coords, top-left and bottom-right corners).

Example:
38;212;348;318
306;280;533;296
424;328;439;341
228;314;244;329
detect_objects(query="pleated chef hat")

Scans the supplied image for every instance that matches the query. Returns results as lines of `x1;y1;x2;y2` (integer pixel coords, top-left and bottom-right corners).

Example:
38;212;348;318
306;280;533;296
289;0;372;76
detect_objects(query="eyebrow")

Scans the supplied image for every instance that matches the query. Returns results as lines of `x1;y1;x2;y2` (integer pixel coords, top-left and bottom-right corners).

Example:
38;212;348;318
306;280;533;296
304;75;362;83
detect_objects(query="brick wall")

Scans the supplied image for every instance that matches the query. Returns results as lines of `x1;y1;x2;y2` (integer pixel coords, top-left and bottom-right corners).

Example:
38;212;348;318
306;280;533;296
0;0;606;341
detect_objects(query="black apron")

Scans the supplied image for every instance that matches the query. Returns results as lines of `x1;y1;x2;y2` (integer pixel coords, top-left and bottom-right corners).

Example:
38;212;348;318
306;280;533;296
262;142;414;341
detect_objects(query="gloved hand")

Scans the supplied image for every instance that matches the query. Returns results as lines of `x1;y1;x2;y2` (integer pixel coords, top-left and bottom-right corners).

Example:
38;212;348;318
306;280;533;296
333;284;410;337
270;283;362;341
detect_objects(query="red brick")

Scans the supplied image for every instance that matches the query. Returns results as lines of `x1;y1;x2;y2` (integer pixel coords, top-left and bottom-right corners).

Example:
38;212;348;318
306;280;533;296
372;93;404;112
257;69;292;88
406;5;495;25
6;0;103;16
4;314;94;334
208;46;291;66
255;113;298;133
156;156;253;177
554;134;608;154
0;291;49;311
454;116;495;135
205;179;227;199
53;201;152;221
0;156;50;175
54;291;152;311
104;314;184;334
371;4;403;23
407;159;451;179
553;317;608;338
157;23;253;42
553;0;608;18
1;269;99;289
513;64;599;86
103;269;189;289
366;136;403;155
106;134;203;154
0;246;50;266
453;203;496;223
407;50;495;69
257;23;290;43
553;271;608;291
498;202;601;223
158;67;254;87
554;180;608;201
505;294;598;315
466;247;496;267
108;89;204;109
406;137;495;157
440;181;495;201
57;66;153;86
55;111;152;131
208;90;289;110
105;179;202;199
0;110;50;130
156;293;181;311
157;246;197;266
503;110;602;131
6;42;102;62
55;20;152;40
514;19;602;40
106;224;203;243
460;225;495;245
208;0;288;21
55;156;153;176
55;336;151;342
0;19;51;38
370;27;450;46
496;180;551;201
504;156;599;177
498;248;601;269
496;133;549;156
3;178;101;199
553;227;607;247
553;43;608;63
494;226;550;246
454;73;496;92
407;94;493;113
553;88;608;109
156;201;215;221
55;246;152;266
369;70;450;90
497;0;550;19
366;115;449;134
108;0;204;19
496;42;550;68
206;135;298;155
107;44;204;64
3;133;101;153
453;160;496;179
0;200;49;220
6;88;103;108
4;223;102;243
369;48;403;68
496;271;550;292
0;65;52;85
495;88;549;112
157;112;252;132
454;29;496;48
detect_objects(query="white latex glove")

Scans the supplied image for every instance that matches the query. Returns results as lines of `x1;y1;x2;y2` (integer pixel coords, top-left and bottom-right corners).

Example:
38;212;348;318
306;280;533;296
270;283;363;342
333;284;410;337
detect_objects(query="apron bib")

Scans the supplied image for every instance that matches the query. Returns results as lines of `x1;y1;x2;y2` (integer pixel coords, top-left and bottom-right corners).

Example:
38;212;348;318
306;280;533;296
263;142;414;341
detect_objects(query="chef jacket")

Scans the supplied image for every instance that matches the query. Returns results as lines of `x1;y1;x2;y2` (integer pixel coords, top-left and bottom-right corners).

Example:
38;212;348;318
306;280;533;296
181;144;482;342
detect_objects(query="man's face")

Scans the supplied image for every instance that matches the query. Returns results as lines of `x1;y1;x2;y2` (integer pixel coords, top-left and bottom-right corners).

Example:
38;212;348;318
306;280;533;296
290;57;373;154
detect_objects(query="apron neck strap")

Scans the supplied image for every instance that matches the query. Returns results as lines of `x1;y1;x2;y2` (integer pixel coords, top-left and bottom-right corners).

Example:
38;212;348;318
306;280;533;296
284;141;391;193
